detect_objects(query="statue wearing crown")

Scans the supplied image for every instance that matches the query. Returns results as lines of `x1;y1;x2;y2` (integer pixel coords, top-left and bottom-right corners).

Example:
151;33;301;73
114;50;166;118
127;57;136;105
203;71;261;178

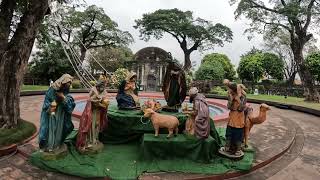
76;77;109;154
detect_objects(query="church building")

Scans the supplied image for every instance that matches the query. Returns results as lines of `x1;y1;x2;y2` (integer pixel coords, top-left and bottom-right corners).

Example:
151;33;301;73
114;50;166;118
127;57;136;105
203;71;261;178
126;47;171;91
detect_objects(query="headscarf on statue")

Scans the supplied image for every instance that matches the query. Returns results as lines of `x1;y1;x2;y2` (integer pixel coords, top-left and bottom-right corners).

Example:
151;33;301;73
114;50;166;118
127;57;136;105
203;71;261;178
162;60;187;107
116;72;138;109
51;74;73;92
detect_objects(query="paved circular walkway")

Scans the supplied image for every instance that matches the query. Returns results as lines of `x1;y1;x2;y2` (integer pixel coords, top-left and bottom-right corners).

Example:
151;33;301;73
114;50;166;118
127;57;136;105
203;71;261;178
0;93;319;180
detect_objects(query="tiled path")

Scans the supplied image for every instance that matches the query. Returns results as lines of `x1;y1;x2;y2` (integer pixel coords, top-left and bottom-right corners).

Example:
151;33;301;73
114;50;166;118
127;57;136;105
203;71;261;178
0;93;319;180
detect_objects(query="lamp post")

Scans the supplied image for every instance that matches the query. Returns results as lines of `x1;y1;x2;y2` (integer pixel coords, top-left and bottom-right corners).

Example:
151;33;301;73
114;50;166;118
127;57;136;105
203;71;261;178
251;71;255;93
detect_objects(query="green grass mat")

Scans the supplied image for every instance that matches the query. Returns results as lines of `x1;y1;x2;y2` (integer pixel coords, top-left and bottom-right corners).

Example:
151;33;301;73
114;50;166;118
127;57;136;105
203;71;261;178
30;128;254;180
0;120;36;147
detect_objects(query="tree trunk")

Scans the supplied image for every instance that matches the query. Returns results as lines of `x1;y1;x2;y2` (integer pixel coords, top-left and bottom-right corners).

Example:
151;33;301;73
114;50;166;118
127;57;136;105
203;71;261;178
0;51;26;128
183;51;191;71
0;1;49;128
294;49;320;102
79;46;87;65
287;71;297;87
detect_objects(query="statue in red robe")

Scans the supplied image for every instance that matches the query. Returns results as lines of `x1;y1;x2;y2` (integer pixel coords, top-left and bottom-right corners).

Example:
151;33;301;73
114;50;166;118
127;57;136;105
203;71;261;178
76;80;109;153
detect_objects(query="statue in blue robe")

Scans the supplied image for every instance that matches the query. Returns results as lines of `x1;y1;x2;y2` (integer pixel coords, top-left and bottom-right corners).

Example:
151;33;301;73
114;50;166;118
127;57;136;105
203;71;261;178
116;73;140;110
39;74;75;152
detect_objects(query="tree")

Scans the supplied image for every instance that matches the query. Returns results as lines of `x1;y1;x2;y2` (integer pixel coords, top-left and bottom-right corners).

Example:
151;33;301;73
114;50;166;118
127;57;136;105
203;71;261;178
134;8;233;70
306;52;320;82
195;61;224;81
44;5;133;64
237;53;264;83
0;0;55;128
28;41;75;84
202;53;236;80
261;52;284;81
231;0;320;101
238;51;284;82
264;29;318;86
89;46;133;73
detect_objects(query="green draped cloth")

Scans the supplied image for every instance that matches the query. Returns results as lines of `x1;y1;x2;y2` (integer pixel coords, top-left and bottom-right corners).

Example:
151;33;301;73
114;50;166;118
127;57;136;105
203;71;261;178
30;104;255;179
99;104;220;145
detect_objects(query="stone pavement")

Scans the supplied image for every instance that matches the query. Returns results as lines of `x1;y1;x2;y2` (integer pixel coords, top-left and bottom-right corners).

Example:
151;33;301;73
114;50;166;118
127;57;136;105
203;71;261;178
0;93;319;180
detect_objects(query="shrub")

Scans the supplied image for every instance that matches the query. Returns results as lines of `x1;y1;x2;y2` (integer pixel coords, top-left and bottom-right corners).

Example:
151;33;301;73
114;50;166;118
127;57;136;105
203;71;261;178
72;80;82;89
257;85;265;92
306;52;320;82
90;80;96;86
210;86;228;96
110;68;129;88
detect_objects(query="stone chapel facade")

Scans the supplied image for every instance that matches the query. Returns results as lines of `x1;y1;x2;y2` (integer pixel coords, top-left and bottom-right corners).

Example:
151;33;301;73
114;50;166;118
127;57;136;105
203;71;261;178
126;47;171;91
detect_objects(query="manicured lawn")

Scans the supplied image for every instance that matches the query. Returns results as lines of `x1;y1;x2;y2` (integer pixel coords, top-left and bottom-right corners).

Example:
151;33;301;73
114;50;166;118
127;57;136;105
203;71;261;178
21;85;48;91
247;94;320;110
0;120;36;147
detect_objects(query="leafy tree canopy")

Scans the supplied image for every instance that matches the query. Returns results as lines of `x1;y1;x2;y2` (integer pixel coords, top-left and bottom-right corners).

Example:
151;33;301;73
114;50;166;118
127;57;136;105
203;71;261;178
237;53;264;82
238;51;284;81
38;5;134;63
230;0;320;37
202;53;236;80
28;41;75;84
195;61;224;81
134;8;233;70
306;52;320;82
261;52;284;80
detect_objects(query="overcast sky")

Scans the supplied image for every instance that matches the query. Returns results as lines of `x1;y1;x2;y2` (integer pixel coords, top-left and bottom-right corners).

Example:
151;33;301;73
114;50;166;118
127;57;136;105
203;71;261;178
85;0;264;68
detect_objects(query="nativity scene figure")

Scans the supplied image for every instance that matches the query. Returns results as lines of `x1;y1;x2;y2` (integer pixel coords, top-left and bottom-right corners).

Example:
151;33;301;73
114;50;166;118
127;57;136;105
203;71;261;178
38;74;75;159
76;79;109;154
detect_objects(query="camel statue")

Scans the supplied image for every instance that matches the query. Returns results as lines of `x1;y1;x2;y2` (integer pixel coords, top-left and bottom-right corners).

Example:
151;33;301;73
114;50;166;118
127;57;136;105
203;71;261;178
244;103;271;148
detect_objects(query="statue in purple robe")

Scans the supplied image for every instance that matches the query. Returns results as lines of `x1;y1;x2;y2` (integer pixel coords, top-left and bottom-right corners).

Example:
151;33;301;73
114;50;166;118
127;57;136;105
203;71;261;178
188;87;210;139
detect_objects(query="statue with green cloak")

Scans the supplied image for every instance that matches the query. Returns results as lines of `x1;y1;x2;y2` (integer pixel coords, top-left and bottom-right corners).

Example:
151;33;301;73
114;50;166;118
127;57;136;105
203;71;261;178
162;58;187;112
38;74;75;159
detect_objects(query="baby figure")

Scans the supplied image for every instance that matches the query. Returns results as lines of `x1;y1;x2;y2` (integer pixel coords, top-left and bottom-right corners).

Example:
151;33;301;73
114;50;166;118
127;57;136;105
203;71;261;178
223;79;246;104
50;101;57;115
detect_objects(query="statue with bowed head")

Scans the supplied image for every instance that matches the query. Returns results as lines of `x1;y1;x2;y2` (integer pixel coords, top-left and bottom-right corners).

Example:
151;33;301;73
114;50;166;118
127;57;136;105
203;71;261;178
116;72;140;110
184;87;210;139
76;79;109;154
39;74;75;159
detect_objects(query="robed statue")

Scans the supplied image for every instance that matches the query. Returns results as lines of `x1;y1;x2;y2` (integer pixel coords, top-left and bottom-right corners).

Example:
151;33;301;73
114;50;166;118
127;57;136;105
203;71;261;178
162;58;187;108
39;74;75;155
116;72;140;109
76;79;109;154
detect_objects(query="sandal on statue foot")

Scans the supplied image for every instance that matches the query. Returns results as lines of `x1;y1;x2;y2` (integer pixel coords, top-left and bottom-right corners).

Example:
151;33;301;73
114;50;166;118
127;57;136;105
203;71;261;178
234;150;244;157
